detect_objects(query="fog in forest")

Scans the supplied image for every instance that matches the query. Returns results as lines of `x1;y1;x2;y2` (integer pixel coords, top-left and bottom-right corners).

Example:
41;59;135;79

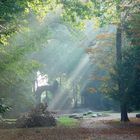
1;11;119;118
0;1;140;140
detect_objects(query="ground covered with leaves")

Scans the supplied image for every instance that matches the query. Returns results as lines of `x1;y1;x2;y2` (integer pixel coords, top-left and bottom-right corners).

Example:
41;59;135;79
0;118;140;140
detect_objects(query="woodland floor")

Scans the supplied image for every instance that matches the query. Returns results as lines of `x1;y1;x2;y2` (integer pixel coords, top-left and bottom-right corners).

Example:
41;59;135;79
0;114;140;140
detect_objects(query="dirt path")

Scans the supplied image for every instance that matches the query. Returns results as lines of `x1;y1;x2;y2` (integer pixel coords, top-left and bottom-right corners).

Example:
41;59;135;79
80;113;137;128
0;113;139;140
79;113;140;140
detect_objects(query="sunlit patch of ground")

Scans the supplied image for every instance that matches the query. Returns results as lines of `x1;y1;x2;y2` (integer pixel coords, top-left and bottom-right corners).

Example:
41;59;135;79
57;116;79;127
0;118;140;140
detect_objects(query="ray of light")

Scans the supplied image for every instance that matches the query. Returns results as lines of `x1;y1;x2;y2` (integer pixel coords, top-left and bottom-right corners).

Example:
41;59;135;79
69;55;89;82
48;54;90;110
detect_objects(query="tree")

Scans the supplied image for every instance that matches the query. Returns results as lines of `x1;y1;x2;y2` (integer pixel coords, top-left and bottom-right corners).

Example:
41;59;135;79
101;5;140;120
1;0;139;120
58;0;140;121
0;0;53;115
113;0;139;121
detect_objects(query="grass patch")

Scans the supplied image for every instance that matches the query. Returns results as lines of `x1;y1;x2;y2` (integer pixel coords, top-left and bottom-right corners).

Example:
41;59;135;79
57;116;79;127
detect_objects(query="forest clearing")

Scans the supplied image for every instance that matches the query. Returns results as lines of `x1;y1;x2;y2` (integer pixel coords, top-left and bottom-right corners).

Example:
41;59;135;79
0;114;140;140
0;0;140;139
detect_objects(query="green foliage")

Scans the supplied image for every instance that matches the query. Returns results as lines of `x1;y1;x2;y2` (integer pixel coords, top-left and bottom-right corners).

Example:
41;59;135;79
103;45;140;109
59;0;121;28
0;0;57;45
0;0;27;45
64;0;140;112
0;104;9;114
101;7;140;110
0;0;53;116
0;98;10;114
0;0;139;116
57;116;78;127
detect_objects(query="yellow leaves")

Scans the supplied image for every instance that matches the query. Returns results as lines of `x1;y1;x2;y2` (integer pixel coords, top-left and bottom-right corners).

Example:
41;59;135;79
0;35;10;46
85;1;93;8
92;17;100;29
105;3;116;15
98;41;115;47
27;0;59;22
76;22;86;30
86;47;103;54
24;8;29;14
96;33;114;40
106;7;114;15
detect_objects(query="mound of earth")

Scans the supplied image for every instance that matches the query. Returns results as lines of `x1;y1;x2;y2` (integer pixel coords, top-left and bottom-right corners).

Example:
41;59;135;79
16;103;56;128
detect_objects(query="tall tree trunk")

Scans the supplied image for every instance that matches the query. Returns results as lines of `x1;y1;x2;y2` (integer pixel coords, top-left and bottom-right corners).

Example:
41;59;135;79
120;102;129;121
116;26;129;122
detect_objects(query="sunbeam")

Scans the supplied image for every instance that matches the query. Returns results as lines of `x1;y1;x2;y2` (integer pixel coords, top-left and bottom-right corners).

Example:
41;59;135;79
48;54;90;110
